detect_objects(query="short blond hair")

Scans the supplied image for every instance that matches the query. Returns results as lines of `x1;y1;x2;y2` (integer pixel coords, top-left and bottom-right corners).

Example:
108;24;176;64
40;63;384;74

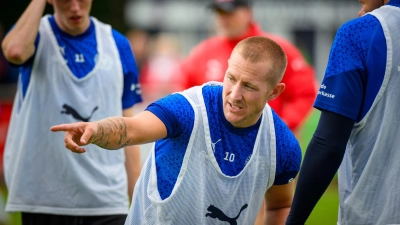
233;36;287;85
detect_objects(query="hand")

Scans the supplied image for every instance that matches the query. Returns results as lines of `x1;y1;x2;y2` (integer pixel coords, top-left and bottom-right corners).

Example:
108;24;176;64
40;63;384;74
50;122;98;154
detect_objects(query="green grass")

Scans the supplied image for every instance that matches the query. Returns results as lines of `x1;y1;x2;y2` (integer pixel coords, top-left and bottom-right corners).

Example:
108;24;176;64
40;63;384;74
298;109;320;153
307;182;339;225
0;185;21;225
6;212;20;225
297;109;339;225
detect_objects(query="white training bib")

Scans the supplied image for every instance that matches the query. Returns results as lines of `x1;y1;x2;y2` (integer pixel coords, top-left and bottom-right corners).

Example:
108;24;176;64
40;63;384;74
337;5;400;225
127;82;276;224
4;15;127;215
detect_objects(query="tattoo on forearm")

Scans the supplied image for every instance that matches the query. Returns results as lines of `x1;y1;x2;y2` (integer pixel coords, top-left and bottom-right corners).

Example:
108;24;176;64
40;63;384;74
92;117;131;149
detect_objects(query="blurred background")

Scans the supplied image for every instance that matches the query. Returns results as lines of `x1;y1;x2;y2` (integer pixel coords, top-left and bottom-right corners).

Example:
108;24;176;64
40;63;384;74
0;0;361;224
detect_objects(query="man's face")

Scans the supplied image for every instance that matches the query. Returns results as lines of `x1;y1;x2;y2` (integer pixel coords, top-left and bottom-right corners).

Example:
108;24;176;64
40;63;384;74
358;0;387;17
215;7;252;39
48;0;93;35
222;51;278;128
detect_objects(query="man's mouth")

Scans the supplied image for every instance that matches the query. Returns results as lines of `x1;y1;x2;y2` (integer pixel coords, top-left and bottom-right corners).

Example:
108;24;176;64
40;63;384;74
70;16;82;23
229;102;242;111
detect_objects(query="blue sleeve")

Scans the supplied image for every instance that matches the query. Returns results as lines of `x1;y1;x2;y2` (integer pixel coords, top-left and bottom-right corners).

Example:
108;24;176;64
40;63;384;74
273;110;302;185
19;32;40;98
145;93;194;138
314;15;385;121
112;29;142;109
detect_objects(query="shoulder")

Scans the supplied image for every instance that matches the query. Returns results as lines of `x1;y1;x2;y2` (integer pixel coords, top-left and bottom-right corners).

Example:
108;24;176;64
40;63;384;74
201;83;222;102
89;18;132;50
153;92;193;111
111;28;131;49
341;14;380;30
325;15;382;76
272;109;300;152
271;109;302;175
202;83;223;94
109;28;136;66
38;15;54;35
40;15;51;25
334;16;382;52
148;93;194;121
147;93;194;137
183;83;222;101
335;15;381;43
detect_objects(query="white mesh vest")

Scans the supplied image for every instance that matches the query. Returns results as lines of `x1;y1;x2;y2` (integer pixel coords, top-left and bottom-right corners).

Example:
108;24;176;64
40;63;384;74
337;6;400;225
4;16;128;215
127;82;276;225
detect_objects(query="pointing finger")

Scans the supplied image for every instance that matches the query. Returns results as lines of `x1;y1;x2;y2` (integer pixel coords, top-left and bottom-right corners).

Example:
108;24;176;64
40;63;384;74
50;124;75;132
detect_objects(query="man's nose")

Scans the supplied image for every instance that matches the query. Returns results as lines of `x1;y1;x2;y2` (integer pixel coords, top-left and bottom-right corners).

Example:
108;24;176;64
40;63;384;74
230;83;243;101
70;0;80;11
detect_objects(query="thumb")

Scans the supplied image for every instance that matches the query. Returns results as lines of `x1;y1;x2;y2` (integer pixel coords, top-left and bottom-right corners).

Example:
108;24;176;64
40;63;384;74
80;125;96;145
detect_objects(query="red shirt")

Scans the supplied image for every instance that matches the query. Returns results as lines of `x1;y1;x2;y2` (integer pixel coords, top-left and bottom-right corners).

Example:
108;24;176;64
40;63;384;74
180;22;317;131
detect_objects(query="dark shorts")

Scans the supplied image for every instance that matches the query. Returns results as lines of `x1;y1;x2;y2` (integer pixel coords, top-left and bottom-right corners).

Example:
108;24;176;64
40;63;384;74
21;212;127;225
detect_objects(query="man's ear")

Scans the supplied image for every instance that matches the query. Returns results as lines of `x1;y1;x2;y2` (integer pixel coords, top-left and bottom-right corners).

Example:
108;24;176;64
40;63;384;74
267;83;285;101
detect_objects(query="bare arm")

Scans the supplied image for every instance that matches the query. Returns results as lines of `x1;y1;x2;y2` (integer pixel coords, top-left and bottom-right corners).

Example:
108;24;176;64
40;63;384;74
264;181;295;225
122;107;142;201
1;0;47;64
50;110;167;153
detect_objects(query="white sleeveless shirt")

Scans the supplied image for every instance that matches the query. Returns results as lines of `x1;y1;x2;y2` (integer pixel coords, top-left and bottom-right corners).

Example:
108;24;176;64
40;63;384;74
127;82;276;224
337;6;400;225
4;16;128;215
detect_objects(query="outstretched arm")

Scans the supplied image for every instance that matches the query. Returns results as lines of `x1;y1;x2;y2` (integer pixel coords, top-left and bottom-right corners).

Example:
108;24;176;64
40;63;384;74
264;182;295;225
2;0;47;64
51;110;167;153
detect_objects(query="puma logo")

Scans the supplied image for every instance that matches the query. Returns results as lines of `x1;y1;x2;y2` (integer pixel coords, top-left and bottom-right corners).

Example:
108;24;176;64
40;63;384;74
205;203;248;225
61;104;98;122
211;139;221;152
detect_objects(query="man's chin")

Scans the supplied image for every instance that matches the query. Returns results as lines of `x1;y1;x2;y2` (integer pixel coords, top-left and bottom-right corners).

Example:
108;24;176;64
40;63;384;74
225;116;243;127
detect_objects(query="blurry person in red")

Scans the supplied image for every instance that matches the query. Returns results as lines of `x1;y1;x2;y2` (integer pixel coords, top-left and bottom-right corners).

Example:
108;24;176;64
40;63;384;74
180;0;317;132
140;33;185;103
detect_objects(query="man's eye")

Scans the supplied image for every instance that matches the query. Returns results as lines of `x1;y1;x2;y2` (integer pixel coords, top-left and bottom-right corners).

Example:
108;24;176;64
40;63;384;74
245;84;254;89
